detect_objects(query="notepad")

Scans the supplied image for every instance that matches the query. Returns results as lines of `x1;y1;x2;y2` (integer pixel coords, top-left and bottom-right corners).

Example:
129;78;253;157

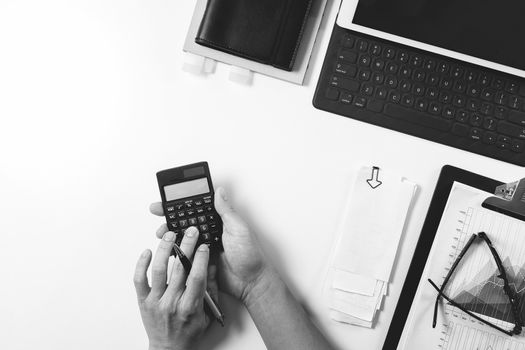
327;166;417;328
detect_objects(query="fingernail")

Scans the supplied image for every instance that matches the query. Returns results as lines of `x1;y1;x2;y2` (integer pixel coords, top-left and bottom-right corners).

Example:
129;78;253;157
198;244;209;252
163;231;175;241
185;227;198;237
219;188;228;201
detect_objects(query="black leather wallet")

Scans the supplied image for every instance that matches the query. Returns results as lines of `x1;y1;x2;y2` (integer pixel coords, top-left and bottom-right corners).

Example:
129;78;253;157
195;0;313;71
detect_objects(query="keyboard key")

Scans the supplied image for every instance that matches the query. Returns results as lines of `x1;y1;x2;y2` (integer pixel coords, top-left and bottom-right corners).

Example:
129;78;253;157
453;81;467;93
325;88;339;101
427;73;440;86
413;84;425;96
429;102;442;115
194;200;203;207
481;88;495;101
483;132;497;145
388;91;401;104
452;95;466;107
508;110;525;125
335;63;357;77
198;216;206;224
410;55;423;67
177;211;185;218
384;104;452;131
354;97;367;108
359;70;371;81
439;91;451;104
442;106;455;119
478;74;491;87
424;59;437;71
451;66;464;79
465;70;477;82
439;77;453;89
372;72;384;84
497;121;525;139
413;70;426;82
386;62;399;74
200;224;209;232
340;93;353;104
437;62;450;74
169;221;179;229
370;44;382;56
427;87;438;99
359;55;371;66
467;85;481;97
415;99;428;111
400;80;411;92
358;40;369;52
470;128;482;141
452;123;469;137
495;106;508;119
385;76;398;88
384;48;396;59
338;49;358;63
399;66;412;78
342;36;355;48
330;76;359;91
401;94;415;107
397;51;409;63
179;219;188;228
375;87;388;100
467;99;480;111
497;135;511;150
372;59;385;70
166;206;175;212
509;96;523;110
512;140;525;153
367;100;385;113
492;78;505;90
506;82;519;94
483;117;497;131
361;83;374;96
495;91;508;105
456;110;469;123
469;113;482;127
168;213;177;220
480;102;493;116
188;217;198;226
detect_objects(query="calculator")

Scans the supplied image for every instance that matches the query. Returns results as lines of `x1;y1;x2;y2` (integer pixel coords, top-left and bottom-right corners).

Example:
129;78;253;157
156;162;223;251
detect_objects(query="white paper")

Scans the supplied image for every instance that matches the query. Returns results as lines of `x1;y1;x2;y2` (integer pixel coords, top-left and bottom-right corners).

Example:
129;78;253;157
333;167;417;282
333;270;377;296
401;182;525;350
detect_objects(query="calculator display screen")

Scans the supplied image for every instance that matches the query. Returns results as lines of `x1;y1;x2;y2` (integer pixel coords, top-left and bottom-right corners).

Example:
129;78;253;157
352;0;525;72
164;178;209;201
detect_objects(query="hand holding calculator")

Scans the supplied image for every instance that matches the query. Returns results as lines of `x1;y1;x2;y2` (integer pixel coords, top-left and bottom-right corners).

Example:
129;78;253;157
156;162;223;252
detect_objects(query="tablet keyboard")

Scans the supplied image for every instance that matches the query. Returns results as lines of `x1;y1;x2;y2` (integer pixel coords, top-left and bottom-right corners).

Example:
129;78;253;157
313;26;525;166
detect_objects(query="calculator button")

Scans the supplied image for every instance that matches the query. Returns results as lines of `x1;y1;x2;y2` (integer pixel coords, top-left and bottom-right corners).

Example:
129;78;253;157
207;214;216;221
177;211;185;218
179;220;188;228
194;200;203;206
168;213;177;220
205;205;213;212
203;198;212;205
186;209;195;216
185;202;193;208
188;218;198;226
198;216;206;224
169;221;179;229
209;223;218;231
200;224;209;232
202;233;211;242
175;204;184;210
166;206;175;212
196;207;205;214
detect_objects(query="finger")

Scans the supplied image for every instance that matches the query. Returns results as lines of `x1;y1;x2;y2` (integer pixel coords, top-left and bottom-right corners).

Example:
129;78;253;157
149;202;164;216
182;244;209;308
156;223;169;239
133;249;152;301
214;187;248;233
207;264;219;303
164;226;200;298
150;231;176;298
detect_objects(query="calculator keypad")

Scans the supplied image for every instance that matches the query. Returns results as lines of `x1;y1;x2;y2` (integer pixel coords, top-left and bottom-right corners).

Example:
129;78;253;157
165;195;223;249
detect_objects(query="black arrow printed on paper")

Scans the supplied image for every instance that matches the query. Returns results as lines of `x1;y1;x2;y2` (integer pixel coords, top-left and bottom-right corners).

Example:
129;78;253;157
367;166;383;189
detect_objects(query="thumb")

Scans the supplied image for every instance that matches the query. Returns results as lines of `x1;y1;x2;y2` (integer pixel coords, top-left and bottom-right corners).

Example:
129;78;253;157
214;187;234;216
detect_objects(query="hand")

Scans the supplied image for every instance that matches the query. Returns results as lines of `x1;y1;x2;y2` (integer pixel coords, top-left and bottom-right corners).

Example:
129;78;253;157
134;227;216;350
150;187;273;306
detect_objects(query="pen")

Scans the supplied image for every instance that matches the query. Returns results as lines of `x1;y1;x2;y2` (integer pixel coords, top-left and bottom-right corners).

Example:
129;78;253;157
172;244;225;327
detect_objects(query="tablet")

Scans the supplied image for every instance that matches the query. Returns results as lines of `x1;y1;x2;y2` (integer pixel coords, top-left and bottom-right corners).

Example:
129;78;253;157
337;0;525;79
383;165;501;349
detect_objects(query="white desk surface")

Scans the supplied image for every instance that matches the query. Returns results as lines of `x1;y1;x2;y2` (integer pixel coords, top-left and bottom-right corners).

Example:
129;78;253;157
1;1;523;350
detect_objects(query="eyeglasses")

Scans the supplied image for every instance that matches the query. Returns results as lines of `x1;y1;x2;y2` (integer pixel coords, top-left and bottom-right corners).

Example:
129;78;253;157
428;232;523;336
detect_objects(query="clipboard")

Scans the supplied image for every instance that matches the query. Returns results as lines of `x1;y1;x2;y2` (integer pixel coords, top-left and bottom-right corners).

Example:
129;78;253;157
382;165;525;350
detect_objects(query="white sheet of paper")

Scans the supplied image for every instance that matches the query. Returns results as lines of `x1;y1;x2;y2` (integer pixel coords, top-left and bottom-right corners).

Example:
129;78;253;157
333;167;417;282
333;270;378;296
330;310;373;328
